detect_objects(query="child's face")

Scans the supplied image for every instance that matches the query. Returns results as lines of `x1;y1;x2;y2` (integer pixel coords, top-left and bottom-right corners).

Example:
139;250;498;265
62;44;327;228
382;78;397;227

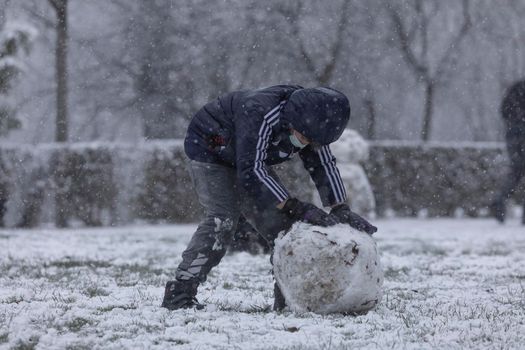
291;129;310;146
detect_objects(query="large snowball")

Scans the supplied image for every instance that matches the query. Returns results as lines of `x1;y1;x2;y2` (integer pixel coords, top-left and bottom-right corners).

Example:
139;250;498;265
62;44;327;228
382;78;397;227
273;223;383;314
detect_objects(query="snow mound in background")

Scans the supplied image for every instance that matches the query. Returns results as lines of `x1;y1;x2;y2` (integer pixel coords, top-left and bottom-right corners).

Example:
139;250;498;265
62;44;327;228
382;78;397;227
330;129;369;163
273;223;383;314
314;129;376;217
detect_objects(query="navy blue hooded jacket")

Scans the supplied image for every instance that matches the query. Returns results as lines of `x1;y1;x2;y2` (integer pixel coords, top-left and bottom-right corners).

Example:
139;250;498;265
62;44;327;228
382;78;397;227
184;85;348;210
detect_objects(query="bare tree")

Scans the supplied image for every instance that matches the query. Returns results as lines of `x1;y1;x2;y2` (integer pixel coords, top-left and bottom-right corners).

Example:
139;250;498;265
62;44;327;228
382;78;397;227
48;0;68;142
388;0;472;141
14;0;525;143
278;0;350;85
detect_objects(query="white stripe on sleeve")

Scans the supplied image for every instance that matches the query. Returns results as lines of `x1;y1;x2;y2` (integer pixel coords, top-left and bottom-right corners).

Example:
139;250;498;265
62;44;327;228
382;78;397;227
253;103;289;202
318;145;347;203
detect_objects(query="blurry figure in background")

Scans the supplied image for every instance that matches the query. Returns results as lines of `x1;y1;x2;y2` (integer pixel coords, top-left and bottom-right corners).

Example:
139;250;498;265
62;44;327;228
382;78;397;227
161;85;377;311
313;129;376;218
490;80;525;224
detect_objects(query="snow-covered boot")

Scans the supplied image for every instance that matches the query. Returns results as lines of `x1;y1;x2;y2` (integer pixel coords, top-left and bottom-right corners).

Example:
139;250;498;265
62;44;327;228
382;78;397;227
273;282;286;311
161;280;204;310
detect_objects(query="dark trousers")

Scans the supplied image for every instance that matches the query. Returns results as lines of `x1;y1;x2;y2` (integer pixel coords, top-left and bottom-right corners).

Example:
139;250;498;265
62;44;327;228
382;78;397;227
175;161;294;284
495;140;525;219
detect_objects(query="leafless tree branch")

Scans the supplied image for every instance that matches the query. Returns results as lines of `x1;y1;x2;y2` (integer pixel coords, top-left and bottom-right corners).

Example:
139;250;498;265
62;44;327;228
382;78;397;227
389;5;429;80
435;0;472;78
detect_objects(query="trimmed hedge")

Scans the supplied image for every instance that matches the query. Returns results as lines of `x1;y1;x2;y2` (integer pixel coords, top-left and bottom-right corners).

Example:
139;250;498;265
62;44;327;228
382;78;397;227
0;142;203;228
366;141;519;217
0;140;517;227
135;146;200;222
52;147;117;227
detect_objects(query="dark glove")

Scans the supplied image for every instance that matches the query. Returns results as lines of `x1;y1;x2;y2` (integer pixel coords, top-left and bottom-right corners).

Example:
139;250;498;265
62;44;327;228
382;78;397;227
330;204;377;235
281;198;339;227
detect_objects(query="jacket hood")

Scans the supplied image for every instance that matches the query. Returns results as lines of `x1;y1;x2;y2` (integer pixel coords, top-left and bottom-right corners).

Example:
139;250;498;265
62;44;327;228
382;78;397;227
280;87;350;145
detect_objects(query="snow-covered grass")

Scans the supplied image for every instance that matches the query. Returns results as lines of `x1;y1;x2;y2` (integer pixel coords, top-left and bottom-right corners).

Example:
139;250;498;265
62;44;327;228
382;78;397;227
1;219;524;350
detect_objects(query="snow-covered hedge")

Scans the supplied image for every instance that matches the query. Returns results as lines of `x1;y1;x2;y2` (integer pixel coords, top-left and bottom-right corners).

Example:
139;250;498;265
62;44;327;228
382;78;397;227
0;140;515;227
366;141;515;217
52;147;117;227
0;142;202;228
135;146;199;222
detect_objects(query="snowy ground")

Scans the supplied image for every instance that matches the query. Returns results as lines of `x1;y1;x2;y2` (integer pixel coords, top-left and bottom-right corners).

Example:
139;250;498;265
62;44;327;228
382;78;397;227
1;219;524;350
